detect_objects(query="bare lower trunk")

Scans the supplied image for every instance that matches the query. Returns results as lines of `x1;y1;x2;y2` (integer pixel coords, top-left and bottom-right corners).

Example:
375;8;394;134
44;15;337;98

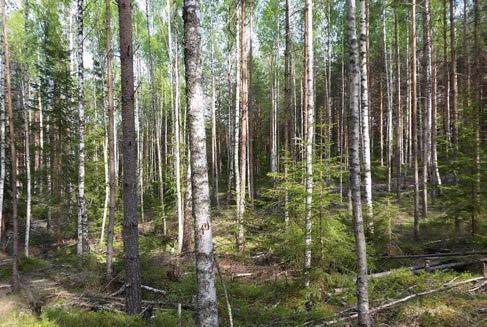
2;0;19;290
0;9;5;248
166;0;184;254
347;0;371;324
105;0;116;277
237;0;248;252
303;0;314;288
449;0;458;146
77;0;88;255
183;1;219;324
284;0;291;227
422;0;433;218
411;0;420;241
359;0;373;231
118;0;142;314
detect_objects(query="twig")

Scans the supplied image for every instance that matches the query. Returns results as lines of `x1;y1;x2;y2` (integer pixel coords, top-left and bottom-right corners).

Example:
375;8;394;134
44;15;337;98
314;276;484;326
214;256;234;327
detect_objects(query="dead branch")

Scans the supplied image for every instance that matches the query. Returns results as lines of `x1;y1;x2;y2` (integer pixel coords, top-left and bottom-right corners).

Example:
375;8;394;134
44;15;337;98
314;276;484;326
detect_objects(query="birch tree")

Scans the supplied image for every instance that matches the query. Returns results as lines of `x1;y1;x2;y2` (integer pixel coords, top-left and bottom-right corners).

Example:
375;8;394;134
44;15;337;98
1;0;19;291
183;0;219;324
76;0;88;255
347;0;371;323
359;0;373;229
303;0;314;288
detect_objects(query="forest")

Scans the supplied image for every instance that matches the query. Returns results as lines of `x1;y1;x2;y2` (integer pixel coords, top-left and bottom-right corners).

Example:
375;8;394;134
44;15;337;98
0;0;485;325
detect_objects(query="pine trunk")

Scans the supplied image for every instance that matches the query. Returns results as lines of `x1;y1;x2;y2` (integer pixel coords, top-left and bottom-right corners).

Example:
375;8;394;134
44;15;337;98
118;0;142;314
106;0;116;277
411;0;420;241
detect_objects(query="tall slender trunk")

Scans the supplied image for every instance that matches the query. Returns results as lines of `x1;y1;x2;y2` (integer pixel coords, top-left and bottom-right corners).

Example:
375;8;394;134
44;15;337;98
347;0;371;324
77;0;88;255
383;8;393;193
118;0;142;314
101;135;109;246
183;1;219;324
472;0;480;235
234;4;241;241
284;0;291;227
167;0;184;253
303;0;314;288
431;55;441;192
237;0;248;251
394;11;402;200
106;0;116;277
411;0;420;241
210;47;219;209
0;1;5;248
443;0;450;147
449;0;458;146
359;0;373;229
1;0;19;290
422;0;433;217
23;84;32;258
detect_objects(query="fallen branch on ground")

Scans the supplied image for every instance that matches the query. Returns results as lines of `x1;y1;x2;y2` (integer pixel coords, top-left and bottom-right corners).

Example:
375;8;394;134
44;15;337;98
109;284;166;297
314;276;484;326
382;250;487;260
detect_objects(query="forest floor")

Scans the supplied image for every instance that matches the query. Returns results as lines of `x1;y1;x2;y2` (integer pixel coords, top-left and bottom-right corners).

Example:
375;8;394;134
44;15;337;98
0;200;486;326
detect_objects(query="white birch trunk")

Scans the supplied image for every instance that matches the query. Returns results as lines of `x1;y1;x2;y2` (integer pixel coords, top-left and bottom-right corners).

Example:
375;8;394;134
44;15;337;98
77;0;88;255
303;0;314;288
183;1;219;324
347;0;371;324
359;0;373;230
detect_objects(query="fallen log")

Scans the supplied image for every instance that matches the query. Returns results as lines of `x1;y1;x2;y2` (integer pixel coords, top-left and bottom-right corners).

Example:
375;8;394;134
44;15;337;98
316;276;484;326
141;285;167;295
382;250;487;260
109;284;166;297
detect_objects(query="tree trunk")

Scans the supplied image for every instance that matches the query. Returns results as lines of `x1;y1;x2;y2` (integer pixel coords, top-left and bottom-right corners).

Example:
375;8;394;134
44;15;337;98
359;0;373;230
166;0;184;254
411;0;420;241
118;0;142;314
303;0;314;288
383;8;393;193
449;0;458;146
77;0;88;255
210;48;219;209
443;0;450;147
237;0;248;252
347;0;371;324
105;0;116;277
0;1;5;248
472;0;480;235
234;4;241;243
183;1;219;324
284;0;291;227
1;0;19;290
394;11;402;200
422;0;433;218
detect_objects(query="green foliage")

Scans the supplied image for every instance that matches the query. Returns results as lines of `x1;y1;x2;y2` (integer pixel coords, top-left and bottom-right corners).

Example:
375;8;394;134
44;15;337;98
42;307;145;327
